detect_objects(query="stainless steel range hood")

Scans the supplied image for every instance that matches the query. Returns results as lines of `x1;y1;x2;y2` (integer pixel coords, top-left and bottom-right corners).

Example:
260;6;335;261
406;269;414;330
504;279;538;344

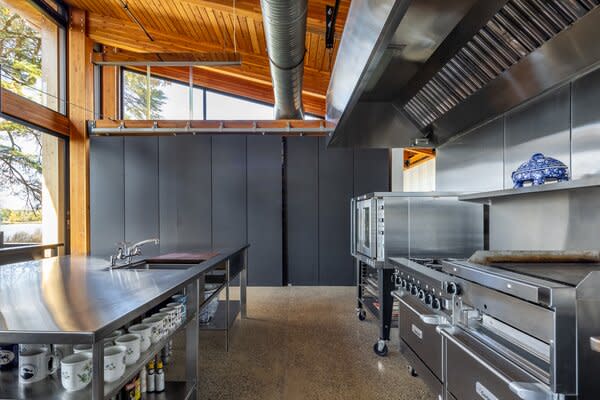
327;0;600;148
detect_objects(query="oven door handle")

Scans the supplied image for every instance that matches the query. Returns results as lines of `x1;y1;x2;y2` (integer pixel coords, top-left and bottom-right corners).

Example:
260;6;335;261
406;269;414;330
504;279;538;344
393;291;448;325
438;327;553;400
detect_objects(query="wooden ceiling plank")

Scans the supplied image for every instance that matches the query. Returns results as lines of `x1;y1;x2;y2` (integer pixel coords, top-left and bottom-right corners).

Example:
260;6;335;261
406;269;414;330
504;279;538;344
171;0;205;42
246;16;260;54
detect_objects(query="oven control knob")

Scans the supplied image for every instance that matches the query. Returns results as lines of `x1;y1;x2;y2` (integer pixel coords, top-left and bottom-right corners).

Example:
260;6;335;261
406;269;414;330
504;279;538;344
401;279;408;289
406;282;413;292
418;290;426;301
431;298;441;310
424;293;433;306
447;282;461;296
394;274;402;285
410;285;419;296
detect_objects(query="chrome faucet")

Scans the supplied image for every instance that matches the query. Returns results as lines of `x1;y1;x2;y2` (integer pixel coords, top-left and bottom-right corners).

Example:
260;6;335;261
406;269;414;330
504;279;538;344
110;238;160;267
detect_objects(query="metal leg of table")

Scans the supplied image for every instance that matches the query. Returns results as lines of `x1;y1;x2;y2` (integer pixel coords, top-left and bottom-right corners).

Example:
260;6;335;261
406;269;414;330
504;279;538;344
378;268;394;341
91;340;104;399
186;278;200;399
225;259;230;352
240;249;247;319
356;259;363;310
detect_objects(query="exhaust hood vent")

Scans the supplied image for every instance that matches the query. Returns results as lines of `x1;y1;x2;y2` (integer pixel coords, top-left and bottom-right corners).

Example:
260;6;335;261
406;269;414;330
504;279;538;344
403;0;599;129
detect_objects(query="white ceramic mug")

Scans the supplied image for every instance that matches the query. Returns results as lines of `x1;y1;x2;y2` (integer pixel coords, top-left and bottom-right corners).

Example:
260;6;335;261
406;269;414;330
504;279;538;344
171;294;187;319
128;324;152;352
142;316;165;343
52;344;73;361
73;342;111;354
103;345;127;383
60;353;92;392
159;307;178;331
167;302;184;325
153;312;170;336
18;349;57;384
115;334;141;365
103;329;124;346
73;344;93;354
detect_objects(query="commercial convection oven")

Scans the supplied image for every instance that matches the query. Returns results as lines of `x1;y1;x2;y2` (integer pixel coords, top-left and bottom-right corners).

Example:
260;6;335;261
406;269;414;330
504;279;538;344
351;192;484;356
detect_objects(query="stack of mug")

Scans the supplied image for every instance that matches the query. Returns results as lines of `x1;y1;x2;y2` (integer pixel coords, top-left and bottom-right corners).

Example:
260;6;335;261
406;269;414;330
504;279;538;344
0;292;188;393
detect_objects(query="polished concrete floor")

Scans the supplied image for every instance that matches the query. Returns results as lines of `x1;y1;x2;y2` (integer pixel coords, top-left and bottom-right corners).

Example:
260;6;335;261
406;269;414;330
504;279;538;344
173;287;432;400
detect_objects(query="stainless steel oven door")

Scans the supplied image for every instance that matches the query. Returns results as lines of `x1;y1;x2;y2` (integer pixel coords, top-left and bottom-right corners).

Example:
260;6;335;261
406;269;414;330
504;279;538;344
439;326;554;400
396;293;446;380
355;198;377;259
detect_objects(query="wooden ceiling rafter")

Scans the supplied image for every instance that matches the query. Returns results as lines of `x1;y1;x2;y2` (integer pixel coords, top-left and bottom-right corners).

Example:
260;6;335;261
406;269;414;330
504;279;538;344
64;0;350;117
403;148;436;170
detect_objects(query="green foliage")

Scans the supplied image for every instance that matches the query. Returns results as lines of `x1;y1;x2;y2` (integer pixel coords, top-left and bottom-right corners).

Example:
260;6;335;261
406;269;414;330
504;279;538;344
0;6;43;211
123;71;168;119
1;208;41;223
0;6;43;97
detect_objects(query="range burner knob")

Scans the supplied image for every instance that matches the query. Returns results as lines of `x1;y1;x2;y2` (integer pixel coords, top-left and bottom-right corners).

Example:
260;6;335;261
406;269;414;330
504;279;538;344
401;279;408;289
431;298;441;310
447;282;461;296
418;290;426;301
424;293;433;306
406;282;413;292
410;285;419;296
394;275;402;285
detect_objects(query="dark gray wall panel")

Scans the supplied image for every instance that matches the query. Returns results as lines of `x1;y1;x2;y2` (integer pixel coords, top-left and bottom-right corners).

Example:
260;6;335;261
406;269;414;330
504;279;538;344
504;85;570;189
124;137;160;257
90;137;124;256
176;136;212;251
318;138;354;286
286;137;318;285
436;117;504;192
211;135;247;248
353;148;389;196
158;138;179;252
160;136;212;252
572;68;600;180
247;136;282;286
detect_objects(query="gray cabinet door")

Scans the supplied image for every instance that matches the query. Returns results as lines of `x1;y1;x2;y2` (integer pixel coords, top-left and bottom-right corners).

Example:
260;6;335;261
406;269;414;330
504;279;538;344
212;135;247;248
159;136;212;252
354;148;390;195
247;136;282;286
286;137;319;285
124;137;160;257
90;137;125;256
318;138;354;286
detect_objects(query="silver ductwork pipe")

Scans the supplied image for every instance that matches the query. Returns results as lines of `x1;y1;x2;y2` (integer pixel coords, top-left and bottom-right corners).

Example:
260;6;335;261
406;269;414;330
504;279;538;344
260;0;307;119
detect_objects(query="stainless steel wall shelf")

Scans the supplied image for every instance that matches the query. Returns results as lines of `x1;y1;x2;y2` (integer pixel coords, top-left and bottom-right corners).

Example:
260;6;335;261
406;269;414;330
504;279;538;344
459;176;600;203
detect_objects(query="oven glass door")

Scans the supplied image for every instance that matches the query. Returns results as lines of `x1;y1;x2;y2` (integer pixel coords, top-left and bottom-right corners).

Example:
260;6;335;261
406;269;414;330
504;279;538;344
356;198;376;258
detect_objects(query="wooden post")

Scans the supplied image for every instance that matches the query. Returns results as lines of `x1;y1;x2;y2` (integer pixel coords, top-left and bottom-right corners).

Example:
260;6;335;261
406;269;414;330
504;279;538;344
68;8;93;254
102;65;119;120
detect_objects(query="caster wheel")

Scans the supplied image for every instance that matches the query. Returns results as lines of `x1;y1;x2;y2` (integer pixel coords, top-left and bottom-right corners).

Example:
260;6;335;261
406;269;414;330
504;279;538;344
408;365;418;377
357;309;366;321
373;340;388;357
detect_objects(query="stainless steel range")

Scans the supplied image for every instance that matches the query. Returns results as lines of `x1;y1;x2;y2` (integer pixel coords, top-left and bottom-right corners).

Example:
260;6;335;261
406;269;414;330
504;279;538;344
390;252;600;400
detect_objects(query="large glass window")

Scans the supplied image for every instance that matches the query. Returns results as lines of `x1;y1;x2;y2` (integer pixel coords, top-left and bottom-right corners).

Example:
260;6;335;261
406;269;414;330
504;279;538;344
206;90;274;120
0;0;64;111
0;117;65;246
122;69;204;119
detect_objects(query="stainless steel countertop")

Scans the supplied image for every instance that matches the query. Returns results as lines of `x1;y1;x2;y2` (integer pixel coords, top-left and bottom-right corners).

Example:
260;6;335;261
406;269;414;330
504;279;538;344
0;246;248;344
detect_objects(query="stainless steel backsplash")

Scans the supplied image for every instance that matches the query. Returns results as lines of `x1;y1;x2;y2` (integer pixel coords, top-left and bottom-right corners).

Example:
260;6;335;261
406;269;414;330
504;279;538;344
436;65;600;250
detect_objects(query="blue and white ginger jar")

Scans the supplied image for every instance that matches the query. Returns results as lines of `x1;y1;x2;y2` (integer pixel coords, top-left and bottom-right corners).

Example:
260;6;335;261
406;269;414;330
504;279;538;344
511;153;569;188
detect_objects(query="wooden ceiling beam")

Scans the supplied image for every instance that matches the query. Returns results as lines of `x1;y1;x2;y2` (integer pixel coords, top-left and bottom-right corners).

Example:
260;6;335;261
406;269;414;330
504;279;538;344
87;14;330;95
92;50;242;66
179;0;350;37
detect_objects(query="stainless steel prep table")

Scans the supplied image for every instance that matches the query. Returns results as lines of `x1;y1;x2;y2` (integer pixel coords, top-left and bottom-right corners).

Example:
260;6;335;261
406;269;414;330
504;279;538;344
0;245;249;400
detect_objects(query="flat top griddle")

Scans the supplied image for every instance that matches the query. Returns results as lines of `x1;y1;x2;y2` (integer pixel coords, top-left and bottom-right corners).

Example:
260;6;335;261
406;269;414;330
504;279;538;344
487;263;600;287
